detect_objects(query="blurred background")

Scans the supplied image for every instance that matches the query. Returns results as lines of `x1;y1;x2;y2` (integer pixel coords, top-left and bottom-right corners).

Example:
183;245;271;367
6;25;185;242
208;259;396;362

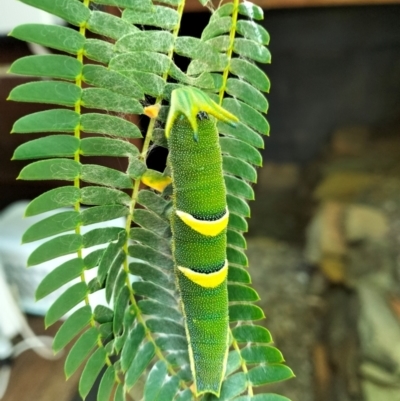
1;1;400;400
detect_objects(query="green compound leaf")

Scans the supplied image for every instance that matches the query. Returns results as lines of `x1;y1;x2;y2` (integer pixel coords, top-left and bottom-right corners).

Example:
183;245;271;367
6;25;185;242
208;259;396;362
201;16;232;41
82;65;144;100
35;258;84;300
211;3;234;19
220;138;262;167
229;59;270;93
97;365;116;401
227;247;248;266
236;20;270;45
116;31;174;54
105;253;126;303
79;347;107;399
227;229;247;249
241;345;284;364
18;159;81;181
225;78;269;113
81;187;131;206
28;234;82;266
122;6;179;30
13;136;79;160
175;37;227;70
146;319;185;336
80;137;139;158
9;55;82;81
83;39;114;64
204;373;247;401
143;360;168;401
131;282;176;307
228;284;259;302
225;175;255;200
80;113;142;138
227;194;250;217
219;121;264;149
223;156;257;183
25;186;80;217
93;306;114;324
229;304;265;322
234;38;271;64
94;0;145;8
81;205;129;226
12;109;79;134
231;325;272;344
82;227;125;248
97;238;126;286
64;326;99;378
128;244;174;270
228;213;248;232
129;262;174;291
225;350;241;376
133;209;170;237
223;98;269;135
45;282;88;327
235;395;292;401
119;70;166;97
228;266;251;284
87;10;138;41
8;81;81;107
113;286;130;335
248;365;295;386
10;24;85;54
137;190;170;216
114;384;125;401
19;0;90;26
121;323;145;373
80;165;133;189
238;2;264;20
81;88;143;114
125;342;156;390
23;211;80;243
130;228;171;255
110;52;171;76
53;305;92;353
206;35;230;53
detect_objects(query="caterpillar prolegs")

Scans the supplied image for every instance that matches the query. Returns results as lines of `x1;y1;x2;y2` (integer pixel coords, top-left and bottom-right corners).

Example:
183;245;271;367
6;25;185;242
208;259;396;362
165;88;238;396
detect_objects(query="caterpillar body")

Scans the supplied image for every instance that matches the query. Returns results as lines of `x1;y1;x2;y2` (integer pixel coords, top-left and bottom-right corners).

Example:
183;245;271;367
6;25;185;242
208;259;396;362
165;88;239;396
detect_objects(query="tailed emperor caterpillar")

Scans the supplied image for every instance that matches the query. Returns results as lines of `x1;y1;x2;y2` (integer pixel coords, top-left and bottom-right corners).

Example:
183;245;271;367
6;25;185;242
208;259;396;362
165;87;239;396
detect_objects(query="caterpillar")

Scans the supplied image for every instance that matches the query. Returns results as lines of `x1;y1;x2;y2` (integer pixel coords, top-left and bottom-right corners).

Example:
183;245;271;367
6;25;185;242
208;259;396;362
165;87;239;396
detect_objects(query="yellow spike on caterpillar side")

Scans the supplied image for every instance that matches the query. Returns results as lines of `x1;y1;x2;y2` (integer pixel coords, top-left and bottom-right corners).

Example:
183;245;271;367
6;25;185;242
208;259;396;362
178;261;228;288
141;169;172;192
175;209;229;237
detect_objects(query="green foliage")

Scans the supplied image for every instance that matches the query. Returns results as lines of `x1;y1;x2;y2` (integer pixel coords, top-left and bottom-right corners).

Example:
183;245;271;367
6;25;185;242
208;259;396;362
8;0;293;400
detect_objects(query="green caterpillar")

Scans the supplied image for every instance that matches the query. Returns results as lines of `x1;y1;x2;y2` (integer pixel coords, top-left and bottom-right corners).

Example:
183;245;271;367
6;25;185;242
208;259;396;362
165;88;238;396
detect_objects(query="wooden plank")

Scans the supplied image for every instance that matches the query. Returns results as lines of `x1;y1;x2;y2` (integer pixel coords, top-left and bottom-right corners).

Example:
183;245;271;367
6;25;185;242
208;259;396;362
185;0;400;12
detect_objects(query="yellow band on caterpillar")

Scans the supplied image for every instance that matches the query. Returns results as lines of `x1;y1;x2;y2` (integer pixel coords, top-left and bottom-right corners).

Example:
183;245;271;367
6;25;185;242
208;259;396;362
175;209;229;236
178;261;228;288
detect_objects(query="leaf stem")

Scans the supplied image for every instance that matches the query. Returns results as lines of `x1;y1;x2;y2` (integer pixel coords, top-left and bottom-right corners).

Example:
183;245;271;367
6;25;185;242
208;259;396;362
120;0;192;393
218;0;240;105
231;333;254;396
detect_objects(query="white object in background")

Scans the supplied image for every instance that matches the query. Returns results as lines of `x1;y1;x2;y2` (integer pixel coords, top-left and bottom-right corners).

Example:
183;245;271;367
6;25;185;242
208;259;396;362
0;0;63;35
0;201;124;316
0;0;64;55
0;262;56;400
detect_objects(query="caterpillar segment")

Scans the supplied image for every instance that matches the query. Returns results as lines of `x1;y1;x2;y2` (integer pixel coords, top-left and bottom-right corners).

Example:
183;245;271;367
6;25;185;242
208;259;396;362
166;88;238;396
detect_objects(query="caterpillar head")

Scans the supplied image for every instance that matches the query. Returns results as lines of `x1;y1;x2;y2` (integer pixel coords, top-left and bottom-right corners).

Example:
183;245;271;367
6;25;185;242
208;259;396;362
165;87;238;141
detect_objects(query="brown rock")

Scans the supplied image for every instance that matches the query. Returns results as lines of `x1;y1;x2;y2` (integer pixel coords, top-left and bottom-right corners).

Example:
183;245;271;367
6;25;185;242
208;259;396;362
344;204;388;242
